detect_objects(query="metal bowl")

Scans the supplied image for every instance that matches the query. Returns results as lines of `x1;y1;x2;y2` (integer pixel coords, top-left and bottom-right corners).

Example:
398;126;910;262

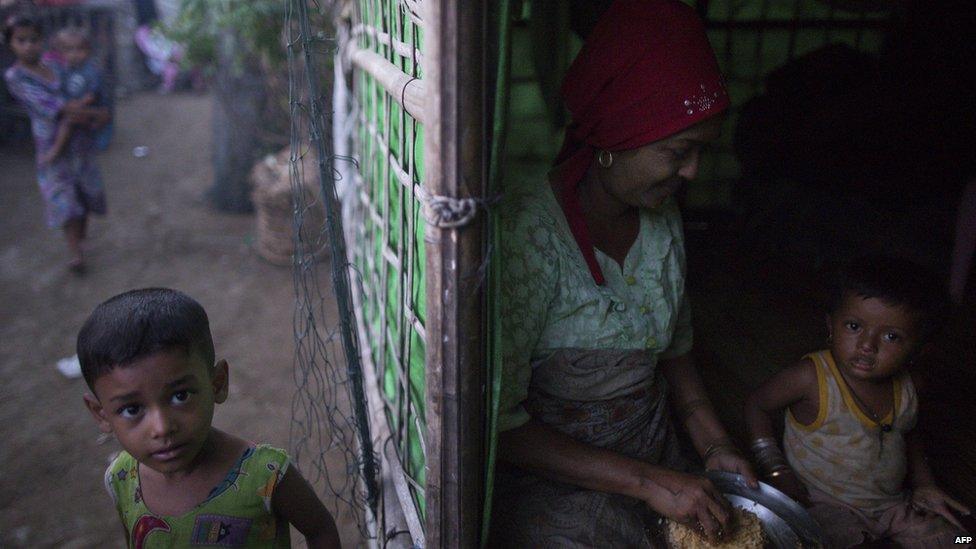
705;471;826;548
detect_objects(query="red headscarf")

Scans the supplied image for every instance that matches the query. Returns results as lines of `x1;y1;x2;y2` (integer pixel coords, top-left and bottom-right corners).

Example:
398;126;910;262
553;0;728;285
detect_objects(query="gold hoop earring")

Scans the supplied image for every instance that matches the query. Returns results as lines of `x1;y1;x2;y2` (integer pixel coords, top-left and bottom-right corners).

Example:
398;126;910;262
598;150;613;168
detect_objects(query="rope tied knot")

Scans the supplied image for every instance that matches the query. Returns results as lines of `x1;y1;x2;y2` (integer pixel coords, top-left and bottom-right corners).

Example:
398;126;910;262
424;195;479;228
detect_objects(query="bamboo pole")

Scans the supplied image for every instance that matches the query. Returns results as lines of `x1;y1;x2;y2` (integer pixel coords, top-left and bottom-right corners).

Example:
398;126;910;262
352;23;425;70
350;48;428;125
423;0;487;546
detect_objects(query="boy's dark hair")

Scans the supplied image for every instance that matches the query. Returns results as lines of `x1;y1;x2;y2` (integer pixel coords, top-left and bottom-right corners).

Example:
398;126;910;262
826;255;950;339
77;288;216;391
3;13;43;46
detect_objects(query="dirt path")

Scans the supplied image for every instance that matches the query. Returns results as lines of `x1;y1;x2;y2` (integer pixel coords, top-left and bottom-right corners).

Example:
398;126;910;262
0;93;360;547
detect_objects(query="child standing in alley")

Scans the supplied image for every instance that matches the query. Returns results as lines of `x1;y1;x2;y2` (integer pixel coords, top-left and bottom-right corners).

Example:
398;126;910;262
745;256;970;548
78;288;341;548
3;14;109;273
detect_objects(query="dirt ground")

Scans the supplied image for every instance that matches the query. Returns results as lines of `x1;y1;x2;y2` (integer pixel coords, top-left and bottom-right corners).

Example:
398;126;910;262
0;93;362;547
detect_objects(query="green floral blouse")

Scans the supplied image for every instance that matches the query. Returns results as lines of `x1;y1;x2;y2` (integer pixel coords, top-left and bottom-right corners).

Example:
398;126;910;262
499;180;693;432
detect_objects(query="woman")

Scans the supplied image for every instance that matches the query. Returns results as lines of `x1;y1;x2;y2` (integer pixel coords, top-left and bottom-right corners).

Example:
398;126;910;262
494;1;756;545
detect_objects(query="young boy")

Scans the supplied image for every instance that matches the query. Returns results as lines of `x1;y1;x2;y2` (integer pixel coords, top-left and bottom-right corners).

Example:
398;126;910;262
40;27;110;164
79;288;341;548
745;256;970;548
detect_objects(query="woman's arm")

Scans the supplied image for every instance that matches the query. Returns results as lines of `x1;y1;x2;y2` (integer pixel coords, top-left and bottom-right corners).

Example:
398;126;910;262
661;352;758;487
498;419;734;542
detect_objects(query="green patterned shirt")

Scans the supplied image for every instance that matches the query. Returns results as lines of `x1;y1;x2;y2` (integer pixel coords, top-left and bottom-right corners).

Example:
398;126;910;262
499;180;693;431
104;444;291;548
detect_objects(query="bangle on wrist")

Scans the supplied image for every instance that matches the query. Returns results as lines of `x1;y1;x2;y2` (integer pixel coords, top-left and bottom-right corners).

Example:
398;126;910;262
703;441;740;461
750;437;778;451
752;440;784;457
753;444;789;476
754;454;785;465
765;465;791;478
754;446;786;461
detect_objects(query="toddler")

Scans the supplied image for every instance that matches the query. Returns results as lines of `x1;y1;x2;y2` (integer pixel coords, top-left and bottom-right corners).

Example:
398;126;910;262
78;288;341;548
745;256;971;548
42;27;111;164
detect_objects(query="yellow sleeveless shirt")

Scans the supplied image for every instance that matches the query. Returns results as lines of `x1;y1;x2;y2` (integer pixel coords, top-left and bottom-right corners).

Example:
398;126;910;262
783;350;917;515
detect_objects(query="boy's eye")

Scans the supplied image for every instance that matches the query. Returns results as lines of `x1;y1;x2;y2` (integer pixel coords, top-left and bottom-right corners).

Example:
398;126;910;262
844;321;860;331
171;390;192;404
883;332;901;343
118;405;141;419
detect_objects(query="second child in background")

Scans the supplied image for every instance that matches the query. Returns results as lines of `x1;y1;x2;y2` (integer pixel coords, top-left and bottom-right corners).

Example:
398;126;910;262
745;256;970;548
3;14;109;273
41;27;111;164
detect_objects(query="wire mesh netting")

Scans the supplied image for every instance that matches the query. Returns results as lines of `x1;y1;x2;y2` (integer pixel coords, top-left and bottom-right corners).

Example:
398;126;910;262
286;0;428;545
284;0;384;544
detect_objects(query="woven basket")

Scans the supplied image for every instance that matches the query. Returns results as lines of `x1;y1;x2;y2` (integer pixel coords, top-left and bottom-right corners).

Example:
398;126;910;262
250;147;329;266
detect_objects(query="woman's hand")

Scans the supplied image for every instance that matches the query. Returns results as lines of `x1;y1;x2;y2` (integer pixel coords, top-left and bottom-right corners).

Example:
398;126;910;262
911;484;971;528
765;469;811;507
704;447;759;489
640;467;732;544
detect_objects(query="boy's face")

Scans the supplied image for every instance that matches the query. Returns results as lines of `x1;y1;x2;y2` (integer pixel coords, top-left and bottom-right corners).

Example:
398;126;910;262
84;350;228;476
60;35;90;68
826;293;921;383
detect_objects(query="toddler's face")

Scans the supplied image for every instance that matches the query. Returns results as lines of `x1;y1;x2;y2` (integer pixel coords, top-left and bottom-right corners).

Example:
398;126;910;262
85;350;228;476
827;293;920;383
60;35;90;68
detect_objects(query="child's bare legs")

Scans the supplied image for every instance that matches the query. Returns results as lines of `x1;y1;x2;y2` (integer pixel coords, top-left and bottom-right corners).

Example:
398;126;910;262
807;497;875;548
806;485;967;548
64;217;85;272
161;60;180;93
40;119;72;165
882;498;965;549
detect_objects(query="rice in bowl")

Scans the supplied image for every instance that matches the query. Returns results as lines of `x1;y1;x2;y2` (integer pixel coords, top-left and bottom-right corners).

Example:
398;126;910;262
665;507;765;548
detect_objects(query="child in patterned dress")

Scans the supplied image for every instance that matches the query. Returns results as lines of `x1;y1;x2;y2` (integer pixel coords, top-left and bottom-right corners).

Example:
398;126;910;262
745;256;971;548
78;288;341;548
3;14;109;273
